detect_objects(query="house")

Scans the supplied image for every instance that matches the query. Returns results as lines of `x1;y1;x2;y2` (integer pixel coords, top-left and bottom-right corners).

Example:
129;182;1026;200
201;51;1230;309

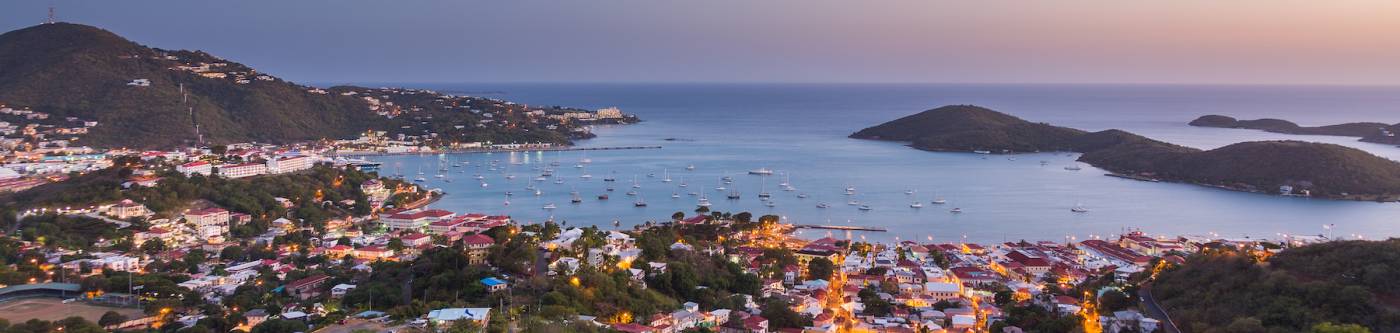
426;308;491;326
480;277;508;292
106;199;150;219
330;284;356;298
379;209;455;231
463;234;495;265
184;207;230;238
401;233;433;248
286;275;329;300
176;161;212;176
217;162;266;179
613;323;658;333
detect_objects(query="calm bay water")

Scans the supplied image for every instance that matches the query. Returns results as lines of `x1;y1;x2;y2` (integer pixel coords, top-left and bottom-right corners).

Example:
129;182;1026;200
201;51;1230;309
361;83;1400;243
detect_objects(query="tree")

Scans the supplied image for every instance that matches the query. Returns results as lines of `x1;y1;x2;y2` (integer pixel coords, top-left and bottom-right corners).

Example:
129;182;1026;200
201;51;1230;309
250;319;307;333
141;240;166;255
671;212;685;220
387;238;406;252
1098;290;1133;312
806;258;834;281
98;311;127;327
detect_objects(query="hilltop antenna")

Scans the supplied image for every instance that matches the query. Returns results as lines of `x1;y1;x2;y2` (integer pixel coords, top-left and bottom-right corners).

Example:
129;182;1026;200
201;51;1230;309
46;7;56;24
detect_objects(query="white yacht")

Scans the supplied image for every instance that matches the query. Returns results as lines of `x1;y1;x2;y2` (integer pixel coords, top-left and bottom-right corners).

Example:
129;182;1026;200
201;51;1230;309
748;168;774;175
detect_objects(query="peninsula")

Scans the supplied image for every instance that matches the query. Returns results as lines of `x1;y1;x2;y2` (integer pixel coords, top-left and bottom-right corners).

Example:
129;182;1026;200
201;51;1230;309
853;105;1400;201
1189;115;1400;145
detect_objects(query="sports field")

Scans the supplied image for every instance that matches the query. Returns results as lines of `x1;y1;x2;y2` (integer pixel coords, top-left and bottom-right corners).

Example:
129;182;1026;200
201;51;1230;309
0;298;143;323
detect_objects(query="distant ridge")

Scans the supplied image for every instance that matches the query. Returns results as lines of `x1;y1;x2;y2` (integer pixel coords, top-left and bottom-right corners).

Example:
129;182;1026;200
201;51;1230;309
1189;115;1400;145
854;105;1400;201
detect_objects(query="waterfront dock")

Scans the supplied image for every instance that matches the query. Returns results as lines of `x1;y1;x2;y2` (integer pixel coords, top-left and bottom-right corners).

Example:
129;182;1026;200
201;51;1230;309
792;224;887;232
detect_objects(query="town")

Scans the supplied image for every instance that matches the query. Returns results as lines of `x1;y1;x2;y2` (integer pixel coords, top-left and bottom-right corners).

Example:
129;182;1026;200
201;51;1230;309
0;145;1346;333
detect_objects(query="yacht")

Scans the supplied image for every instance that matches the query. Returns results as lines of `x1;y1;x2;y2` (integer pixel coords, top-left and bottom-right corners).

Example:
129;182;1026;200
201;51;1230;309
542;203;557;210
626;190;638;196
580;174;592;179
816;202;829;209
904;189;915;195
634;199;648;207
727;190;741;199
1064;165;1082;171
858;205;872;211
932;198;947;205
1071;203;1089;213
672;193;681;198
414;177;426;182
844;186;856;195
796;193;808;199
748;167;774;175
847;200;860;206
950;207;963;214
571;194;583;204
686;164;696;171
910;202;923;208
697;196;712;207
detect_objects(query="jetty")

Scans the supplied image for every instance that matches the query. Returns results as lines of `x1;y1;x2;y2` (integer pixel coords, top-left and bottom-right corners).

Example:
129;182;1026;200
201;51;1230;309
792;224;887;232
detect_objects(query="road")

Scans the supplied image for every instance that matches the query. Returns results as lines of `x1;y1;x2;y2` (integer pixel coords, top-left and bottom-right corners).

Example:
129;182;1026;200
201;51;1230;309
1138;284;1182;333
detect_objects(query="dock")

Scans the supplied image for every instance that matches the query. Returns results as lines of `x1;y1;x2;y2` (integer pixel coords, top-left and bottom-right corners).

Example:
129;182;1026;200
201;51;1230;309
792;224;887;232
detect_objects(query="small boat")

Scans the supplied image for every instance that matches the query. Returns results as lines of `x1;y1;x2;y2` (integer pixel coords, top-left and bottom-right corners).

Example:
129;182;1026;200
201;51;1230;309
950;208;963;214
973;150;992;154
688;191;700;196
534;189;543;196
474;174;485;180
796;193;808;199
480;182;489;188
580;174;592;179
847;200;860;206
1065;165;1082;171
858;205;872;211
765;201;776;207
571;195;582;204
697;197;712;207
721;175;734;182
748;168;774;175
634;200;647;207
727;191;741;199
626;190;638;196
816;202;829;209
603;176;617;182
606;186;615;192
554;178;565;184
671;193;681;198
904;189;915;195
844;186;856;196
1071;203;1089;213
632;176;642;188
686;164;695;171
597;194;609;200
542;203;557;210
910;202;923;208
505;191;514;196
414;177;426;182
575;164;584;168
932;198;947;205
716;186;727;191
1040;160;1050;166
505;174;516;180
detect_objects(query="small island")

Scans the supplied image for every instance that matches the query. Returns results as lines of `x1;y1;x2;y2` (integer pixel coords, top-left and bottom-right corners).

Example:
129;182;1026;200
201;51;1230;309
853;105;1400;201
1189;115;1400;145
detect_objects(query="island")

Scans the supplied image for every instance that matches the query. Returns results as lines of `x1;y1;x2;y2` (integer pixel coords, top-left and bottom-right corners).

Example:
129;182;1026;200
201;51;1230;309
1189;115;1400;145
853;105;1400;201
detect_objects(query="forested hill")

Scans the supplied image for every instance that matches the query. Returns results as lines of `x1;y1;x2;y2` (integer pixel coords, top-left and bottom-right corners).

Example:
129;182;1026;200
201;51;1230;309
0;23;384;148
1151;239;1400;332
853;105;1400;200
1189;115;1400;145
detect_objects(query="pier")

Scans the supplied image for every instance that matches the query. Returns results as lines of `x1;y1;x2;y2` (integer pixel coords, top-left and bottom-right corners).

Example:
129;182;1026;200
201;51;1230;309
792;224;887;232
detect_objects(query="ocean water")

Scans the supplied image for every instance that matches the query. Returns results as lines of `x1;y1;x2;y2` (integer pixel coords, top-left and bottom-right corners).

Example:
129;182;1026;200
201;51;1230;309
362;83;1400;243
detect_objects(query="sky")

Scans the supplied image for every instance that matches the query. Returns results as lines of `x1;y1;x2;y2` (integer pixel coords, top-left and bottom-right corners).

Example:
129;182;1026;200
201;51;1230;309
5;0;1400;85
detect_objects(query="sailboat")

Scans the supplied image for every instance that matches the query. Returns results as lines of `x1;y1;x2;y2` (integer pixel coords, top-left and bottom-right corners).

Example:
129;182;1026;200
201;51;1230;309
571;192;583;204
662;169;672;183
632;176;641;188
757;177;772;198
910;191;923;208
678;177;688;188
634;196;648;207
671;192;681;198
603;171;617;182
727;189;741;200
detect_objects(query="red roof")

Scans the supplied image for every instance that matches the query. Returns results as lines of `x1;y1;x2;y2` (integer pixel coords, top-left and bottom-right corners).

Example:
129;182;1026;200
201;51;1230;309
288;274;328;290
463;234;495;246
180;161;210;167
402;233;430;240
611;323;656;333
681;215;706;224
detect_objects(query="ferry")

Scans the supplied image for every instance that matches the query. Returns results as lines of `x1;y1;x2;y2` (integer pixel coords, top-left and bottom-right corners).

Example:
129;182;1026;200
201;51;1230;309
748;168;774;175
